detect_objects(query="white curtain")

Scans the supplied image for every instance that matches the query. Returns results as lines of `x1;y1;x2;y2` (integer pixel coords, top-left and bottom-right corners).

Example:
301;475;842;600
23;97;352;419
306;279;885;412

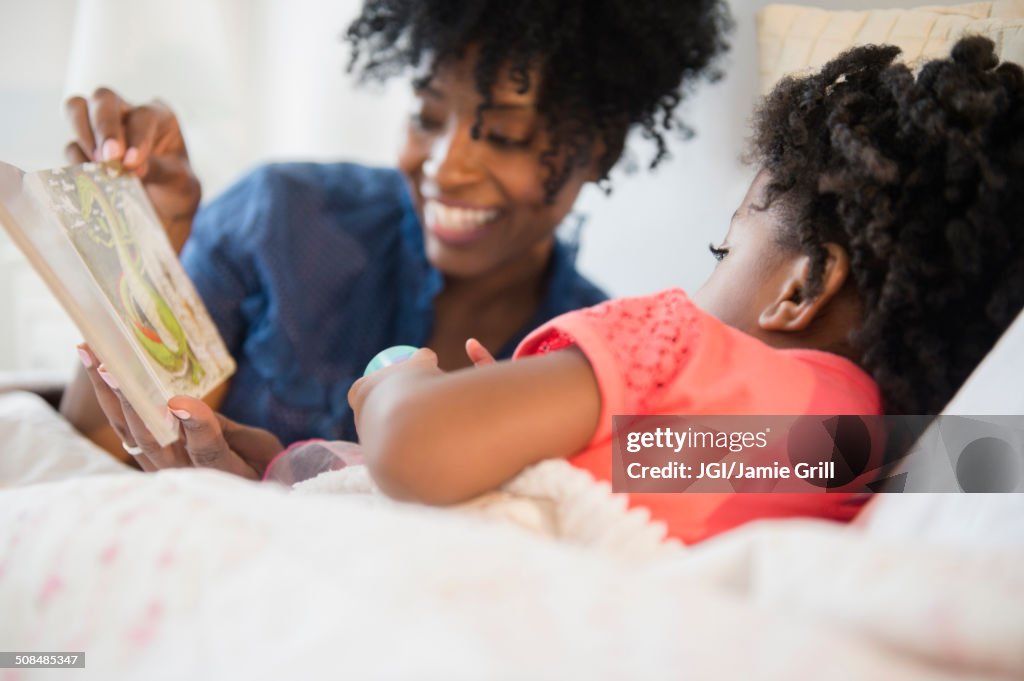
63;0;411;197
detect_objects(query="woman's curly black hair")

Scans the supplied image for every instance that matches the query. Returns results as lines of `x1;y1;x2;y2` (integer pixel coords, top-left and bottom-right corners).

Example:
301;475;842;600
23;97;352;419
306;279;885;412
751;37;1024;414
345;0;731;199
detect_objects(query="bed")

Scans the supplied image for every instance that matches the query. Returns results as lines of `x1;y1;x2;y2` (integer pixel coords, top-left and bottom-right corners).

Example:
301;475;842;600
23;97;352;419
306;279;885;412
2;5;1024;678
1;308;1022;680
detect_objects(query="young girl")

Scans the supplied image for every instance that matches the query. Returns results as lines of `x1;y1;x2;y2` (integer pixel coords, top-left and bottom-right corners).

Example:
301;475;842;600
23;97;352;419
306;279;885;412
88;38;1024;544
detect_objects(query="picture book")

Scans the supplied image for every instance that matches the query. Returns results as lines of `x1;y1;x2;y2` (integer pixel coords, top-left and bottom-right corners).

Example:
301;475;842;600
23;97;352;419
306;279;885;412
0;161;235;446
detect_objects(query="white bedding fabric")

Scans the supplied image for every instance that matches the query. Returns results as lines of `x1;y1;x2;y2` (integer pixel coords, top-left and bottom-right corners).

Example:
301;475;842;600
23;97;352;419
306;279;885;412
757;2;1024;94
0;391;129;486
294;458;676;561
1;391;1022;680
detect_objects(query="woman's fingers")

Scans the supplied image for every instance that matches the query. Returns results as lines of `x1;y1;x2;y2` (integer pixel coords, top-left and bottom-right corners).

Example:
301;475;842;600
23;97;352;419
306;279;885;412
168;397;262;479
114;390;188;469
81;349;165;471
64;96;97;162
133;452;159;473
122;101;181;175
217;415;285;477
63;88;200;253
77;345;134;446
465;338;496;366
64;141;91;165
86;87;129;161
79;344;186;469
77;347;272;479
121;107;160;174
63;90;176;172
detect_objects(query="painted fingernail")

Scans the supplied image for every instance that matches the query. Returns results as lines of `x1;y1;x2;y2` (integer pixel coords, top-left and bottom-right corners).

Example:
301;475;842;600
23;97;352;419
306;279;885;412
123;147;139;166
101;138;122;161
77;347;93;368
171;409;191;421
97;366;119;390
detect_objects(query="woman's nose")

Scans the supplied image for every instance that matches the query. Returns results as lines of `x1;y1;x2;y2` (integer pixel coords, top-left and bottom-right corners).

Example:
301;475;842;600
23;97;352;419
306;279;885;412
423;121;483;188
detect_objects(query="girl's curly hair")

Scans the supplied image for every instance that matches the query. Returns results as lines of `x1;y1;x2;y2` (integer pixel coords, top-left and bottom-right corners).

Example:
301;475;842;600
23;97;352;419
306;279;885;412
751;37;1024;414
345;0;731;199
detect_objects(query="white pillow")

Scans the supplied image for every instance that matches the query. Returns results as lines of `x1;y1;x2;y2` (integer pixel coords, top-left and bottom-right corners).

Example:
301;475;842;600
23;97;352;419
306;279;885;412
856;309;1024;547
0;390;130;487
758;1;1024;93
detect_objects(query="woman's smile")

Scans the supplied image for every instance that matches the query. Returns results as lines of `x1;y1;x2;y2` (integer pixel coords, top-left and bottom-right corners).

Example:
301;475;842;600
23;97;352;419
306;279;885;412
423;198;502;246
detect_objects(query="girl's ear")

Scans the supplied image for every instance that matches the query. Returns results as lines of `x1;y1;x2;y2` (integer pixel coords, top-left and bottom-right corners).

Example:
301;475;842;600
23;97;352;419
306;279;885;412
758;243;850;332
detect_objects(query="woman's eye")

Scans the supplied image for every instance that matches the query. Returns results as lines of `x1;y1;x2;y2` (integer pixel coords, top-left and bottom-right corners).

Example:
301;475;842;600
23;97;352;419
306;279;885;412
485;131;531;150
708;243;730;262
411;112;444;133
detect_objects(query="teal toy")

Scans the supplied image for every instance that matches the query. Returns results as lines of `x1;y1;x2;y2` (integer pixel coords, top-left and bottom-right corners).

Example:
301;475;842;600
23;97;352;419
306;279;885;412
363;345;419;376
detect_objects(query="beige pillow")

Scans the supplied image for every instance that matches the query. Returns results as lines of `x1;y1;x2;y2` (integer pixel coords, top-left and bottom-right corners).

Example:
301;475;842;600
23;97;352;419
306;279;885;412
758;1;1024;93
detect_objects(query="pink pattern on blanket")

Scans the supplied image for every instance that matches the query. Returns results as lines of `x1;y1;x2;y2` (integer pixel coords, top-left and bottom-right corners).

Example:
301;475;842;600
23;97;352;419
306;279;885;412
127;600;165;647
99;543;119;564
37;574;63;606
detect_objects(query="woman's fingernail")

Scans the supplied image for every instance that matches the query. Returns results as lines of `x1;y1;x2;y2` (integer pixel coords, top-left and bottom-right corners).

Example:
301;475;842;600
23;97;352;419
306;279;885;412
123;147;139;166
171;409;191;421
77;347;93;368
97;366;118;390
101;138;122;161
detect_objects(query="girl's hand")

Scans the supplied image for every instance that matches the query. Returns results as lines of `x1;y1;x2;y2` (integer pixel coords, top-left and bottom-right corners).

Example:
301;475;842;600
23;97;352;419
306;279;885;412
348;347;442;422
465;338;496;366
77;345;282;478
63;87;200;254
347;344;601;505
349;342;489;423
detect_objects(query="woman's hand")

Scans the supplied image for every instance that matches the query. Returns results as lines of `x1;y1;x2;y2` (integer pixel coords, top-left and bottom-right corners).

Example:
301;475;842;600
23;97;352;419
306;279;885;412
63;87;200;254
77;345;282;478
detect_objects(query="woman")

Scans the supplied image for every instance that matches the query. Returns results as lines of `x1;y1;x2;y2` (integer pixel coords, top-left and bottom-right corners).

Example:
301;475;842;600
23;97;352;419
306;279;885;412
61;0;731;459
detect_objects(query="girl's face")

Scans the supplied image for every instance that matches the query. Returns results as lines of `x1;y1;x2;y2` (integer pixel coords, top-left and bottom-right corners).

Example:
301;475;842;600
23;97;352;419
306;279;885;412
694;171;797;338
398;50;600;280
694;169;861;352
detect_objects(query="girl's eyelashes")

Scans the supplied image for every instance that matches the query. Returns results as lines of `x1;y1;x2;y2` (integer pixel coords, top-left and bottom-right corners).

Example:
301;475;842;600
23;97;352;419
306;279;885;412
708;243;730;262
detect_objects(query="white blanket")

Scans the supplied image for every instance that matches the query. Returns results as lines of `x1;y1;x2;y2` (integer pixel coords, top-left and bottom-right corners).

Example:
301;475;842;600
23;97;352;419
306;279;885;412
1;391;1022;680
294;459;676;560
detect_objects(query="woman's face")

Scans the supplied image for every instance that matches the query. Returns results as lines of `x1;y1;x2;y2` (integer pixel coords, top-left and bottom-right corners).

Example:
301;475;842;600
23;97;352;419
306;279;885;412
398;50;599;280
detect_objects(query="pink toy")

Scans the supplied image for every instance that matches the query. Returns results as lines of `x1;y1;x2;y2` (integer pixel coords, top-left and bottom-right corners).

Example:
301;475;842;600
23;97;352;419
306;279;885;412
262;439;365;486
262;345;417;486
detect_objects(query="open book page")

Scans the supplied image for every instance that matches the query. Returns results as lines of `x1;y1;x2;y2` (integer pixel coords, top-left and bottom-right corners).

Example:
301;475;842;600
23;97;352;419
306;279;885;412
0;161;234;446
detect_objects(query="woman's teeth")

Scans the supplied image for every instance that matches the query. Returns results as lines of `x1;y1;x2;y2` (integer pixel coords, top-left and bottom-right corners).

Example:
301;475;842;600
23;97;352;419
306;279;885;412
424;200;499;232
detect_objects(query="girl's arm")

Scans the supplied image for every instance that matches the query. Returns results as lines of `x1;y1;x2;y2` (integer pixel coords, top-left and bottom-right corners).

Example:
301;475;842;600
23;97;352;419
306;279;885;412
349;347;600;504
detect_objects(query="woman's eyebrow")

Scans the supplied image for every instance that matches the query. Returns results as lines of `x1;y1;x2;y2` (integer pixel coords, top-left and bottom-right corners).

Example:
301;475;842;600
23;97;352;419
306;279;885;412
414;83;444;99
489;101;533;109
